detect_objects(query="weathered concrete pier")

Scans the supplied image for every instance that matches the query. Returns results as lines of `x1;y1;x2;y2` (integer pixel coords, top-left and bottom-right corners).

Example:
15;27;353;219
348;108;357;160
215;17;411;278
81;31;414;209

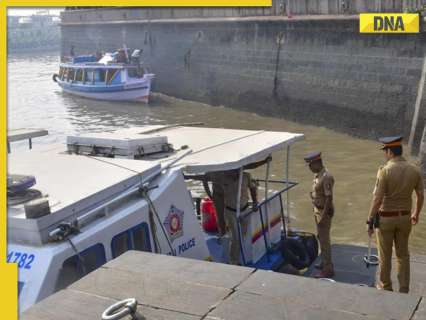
22;250;426;320
60;3;426;151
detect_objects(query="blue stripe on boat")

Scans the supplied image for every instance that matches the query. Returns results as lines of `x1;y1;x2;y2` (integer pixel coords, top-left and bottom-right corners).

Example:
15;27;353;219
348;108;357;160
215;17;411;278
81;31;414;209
57;81;148;93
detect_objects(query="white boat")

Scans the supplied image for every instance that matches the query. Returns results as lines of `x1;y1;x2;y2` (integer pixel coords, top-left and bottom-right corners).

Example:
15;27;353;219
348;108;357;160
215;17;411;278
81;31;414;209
53;50;155;102
8;125;315;313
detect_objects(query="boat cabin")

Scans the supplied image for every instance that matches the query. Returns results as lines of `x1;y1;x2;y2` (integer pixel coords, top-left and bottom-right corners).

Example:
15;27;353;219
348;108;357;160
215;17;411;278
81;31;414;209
57;63;145;86
8;125;306;313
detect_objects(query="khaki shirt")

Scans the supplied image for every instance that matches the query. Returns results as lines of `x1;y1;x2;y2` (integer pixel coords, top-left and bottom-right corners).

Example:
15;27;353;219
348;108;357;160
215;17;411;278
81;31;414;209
208;172;255;210
374;156;423;212
311;168;334;214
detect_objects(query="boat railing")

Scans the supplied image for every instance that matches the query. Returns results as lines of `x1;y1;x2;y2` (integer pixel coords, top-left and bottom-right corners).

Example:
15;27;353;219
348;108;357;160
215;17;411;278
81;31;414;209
7;128;48;153
241;179;298;220
240;179;298;263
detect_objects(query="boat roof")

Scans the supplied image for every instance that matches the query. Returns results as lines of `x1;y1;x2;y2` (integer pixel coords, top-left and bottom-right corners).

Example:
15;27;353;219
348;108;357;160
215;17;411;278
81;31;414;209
8;150;161;244
116;125;305;173
8;125;304;244
59;63;137;69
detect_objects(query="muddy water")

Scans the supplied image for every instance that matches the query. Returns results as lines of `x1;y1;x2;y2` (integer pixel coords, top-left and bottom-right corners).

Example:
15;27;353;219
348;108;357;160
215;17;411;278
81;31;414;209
8;51;426;254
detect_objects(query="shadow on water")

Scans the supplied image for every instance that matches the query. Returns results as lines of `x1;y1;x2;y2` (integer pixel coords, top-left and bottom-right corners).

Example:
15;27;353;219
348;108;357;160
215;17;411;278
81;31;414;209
8;51;426;255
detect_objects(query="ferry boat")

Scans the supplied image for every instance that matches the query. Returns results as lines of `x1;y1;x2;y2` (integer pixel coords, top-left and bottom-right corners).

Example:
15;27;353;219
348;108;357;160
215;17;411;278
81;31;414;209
8;124;319;313
52;49;154;102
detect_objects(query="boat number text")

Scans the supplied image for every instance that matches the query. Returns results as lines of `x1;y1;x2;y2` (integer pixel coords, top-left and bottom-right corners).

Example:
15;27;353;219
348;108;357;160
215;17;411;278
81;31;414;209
7;251;35;269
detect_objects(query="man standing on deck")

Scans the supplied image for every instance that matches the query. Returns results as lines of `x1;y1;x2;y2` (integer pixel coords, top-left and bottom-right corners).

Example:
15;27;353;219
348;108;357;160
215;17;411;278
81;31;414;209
367;136;424;293
219;169;258;265
304;152;335;278
189;158;268;264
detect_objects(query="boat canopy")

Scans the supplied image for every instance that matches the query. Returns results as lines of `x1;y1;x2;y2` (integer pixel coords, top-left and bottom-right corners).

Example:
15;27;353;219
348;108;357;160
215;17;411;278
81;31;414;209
8;150;161;245
116;126;305;174
59;63;135;70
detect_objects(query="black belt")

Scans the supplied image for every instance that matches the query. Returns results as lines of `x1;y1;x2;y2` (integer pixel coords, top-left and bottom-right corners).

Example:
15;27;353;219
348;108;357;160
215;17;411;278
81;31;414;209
226;204;249;212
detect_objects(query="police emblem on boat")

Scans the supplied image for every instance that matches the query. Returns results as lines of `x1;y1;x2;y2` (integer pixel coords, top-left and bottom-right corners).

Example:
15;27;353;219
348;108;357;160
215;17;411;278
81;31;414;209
164;205;184;242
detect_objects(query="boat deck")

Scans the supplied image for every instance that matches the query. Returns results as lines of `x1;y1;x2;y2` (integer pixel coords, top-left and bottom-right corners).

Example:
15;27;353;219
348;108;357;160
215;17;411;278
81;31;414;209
22;249;426;320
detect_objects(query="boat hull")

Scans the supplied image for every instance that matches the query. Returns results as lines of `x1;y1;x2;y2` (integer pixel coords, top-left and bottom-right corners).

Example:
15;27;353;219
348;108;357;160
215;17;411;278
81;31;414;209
56;74;154;103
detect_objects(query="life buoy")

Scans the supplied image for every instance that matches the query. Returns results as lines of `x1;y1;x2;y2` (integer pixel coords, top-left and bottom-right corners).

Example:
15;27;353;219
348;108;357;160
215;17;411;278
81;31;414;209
301;233;319;264
52;74;59;82
281;237;311;270
287;231;319;265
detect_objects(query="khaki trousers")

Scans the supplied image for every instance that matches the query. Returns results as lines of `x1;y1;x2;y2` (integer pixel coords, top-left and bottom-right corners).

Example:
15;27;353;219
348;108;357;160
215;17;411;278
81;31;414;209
225;209;249;265
376;215;411;293
315;213;333;269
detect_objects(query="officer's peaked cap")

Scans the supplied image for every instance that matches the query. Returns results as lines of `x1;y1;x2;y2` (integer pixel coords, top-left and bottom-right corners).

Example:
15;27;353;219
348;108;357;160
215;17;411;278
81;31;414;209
379;136;403;150
304;151;322;163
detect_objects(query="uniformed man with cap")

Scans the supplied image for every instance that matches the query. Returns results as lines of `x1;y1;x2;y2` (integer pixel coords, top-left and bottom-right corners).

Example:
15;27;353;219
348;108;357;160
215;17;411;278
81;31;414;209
367;136;424;293
304;152;335;278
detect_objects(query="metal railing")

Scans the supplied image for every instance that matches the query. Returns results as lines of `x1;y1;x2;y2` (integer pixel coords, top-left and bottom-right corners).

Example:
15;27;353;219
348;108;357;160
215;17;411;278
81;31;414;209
240;179;298;263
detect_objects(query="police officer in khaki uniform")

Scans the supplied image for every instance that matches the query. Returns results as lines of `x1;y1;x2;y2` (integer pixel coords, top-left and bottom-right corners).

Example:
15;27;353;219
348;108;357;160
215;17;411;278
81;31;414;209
304;152;335;278
211;170;258;265
367;136;424;293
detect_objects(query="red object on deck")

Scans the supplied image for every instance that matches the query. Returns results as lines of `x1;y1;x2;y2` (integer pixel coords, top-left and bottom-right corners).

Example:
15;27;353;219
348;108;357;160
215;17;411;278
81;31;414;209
201;197;218;232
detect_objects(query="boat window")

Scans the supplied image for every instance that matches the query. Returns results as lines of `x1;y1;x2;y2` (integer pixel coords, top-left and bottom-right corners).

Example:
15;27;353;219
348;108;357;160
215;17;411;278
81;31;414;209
61;68;68;81
111;231;129;258
59;67;64;79
106;69;119;84
67;68;75;82
75;69;83;82
18;281;24;297
128;67;144;78
55;243;106;291
111;223;151;259
95;69;106;82
86;69;95;84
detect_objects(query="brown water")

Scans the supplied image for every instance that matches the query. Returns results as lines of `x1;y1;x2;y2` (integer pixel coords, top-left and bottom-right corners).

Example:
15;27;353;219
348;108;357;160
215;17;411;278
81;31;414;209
8;51;426;254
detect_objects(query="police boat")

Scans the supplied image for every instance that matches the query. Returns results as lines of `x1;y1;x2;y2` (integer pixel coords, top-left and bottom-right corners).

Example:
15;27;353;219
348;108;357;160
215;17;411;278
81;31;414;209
8;124;318;313
52;49;155;102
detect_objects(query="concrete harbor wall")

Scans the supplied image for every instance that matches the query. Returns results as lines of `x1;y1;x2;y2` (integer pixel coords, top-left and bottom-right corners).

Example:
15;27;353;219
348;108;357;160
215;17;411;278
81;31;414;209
62;1;426;21
61;8;426;148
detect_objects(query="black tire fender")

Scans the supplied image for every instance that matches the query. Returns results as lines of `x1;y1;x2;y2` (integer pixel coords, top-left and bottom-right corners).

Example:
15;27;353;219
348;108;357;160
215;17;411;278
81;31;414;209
302;234;319;264
281;238;311;270
52;74;58;82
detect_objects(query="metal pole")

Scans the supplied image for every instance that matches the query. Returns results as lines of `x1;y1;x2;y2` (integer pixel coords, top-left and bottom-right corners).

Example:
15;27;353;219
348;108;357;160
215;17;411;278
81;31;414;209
236;167;246;265
264;157;271;248
258;206;270;262
285;145;291;226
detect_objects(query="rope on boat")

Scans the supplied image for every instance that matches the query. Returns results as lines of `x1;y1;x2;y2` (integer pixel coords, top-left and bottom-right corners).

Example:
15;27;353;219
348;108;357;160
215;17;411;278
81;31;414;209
140;186;176;256
148;205;161;254
66;235;88;276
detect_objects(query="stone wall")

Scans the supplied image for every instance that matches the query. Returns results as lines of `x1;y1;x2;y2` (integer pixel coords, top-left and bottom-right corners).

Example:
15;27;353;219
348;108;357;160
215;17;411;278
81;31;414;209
62;1;426;23
61;13;426;148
